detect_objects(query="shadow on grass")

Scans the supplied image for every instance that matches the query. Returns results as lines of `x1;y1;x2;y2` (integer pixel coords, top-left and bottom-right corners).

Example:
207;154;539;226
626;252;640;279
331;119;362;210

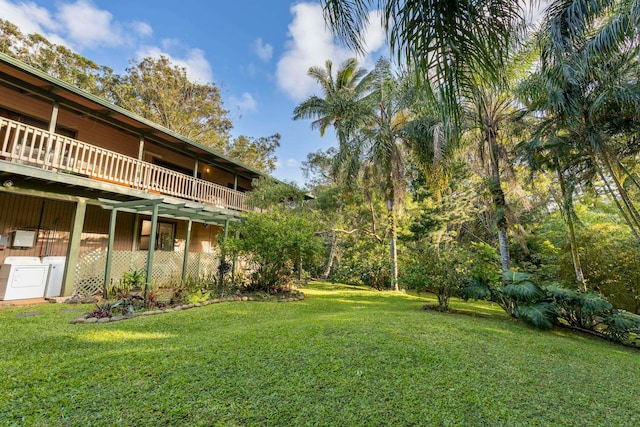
305;281;511;321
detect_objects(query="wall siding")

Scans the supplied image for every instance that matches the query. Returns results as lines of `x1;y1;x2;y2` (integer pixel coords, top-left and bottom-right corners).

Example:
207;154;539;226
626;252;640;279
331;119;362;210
56;108;140;158
0;192;74;263
0;84;53;123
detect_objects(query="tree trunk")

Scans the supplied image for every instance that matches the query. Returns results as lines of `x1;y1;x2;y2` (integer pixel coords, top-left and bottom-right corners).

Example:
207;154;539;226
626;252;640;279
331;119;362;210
556;166;586;291
496;228;510;272
565;204;586;290
322;230;337;280
595;161;640;243
388;199;399;291
486;119;510;272
600;150;640;230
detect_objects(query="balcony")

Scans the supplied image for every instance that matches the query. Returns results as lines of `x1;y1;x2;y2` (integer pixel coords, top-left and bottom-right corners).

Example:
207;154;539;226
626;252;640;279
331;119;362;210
0;117;249;211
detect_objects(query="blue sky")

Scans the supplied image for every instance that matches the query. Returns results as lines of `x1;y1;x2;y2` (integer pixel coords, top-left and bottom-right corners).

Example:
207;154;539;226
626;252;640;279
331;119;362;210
1;0;387;185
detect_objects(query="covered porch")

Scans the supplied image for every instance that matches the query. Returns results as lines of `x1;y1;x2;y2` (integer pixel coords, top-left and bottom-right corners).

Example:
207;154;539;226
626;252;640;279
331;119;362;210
96;198;240;296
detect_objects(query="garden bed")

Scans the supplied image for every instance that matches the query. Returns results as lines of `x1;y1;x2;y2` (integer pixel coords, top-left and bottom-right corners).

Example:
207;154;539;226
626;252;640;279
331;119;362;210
70;291;305;324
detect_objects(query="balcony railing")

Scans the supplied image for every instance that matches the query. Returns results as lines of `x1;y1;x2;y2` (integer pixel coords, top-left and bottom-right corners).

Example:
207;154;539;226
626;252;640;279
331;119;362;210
0;117;249;211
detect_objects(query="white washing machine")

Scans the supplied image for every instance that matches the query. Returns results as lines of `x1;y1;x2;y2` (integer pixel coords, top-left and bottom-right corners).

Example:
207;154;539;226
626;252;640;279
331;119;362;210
0;257;49;300
43;256;67;297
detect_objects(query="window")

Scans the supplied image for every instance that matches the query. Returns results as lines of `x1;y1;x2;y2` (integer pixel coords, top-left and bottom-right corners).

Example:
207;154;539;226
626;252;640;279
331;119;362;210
139;220;175;251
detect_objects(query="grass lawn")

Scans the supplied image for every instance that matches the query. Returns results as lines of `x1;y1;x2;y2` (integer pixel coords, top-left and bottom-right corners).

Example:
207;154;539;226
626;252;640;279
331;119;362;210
1;282;638;426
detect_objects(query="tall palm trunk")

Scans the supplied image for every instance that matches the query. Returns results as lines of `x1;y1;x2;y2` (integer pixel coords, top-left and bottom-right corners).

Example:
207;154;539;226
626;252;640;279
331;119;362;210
486;119;510;272
556;165;586;290
599;149;640;230
595;163;640;243
387;197;399;291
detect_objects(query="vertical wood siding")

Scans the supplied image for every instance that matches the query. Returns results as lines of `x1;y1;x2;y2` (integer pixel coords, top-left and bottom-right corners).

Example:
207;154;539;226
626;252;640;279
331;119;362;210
0;193;75;262
79;205;135;255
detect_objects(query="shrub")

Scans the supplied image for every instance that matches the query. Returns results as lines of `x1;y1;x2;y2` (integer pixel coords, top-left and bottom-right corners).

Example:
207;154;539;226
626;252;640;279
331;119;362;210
545;285;612;329
600;310;640;343
464;268;640;344
107;268;147;299
88;302;113;319
402;244;468;311
328;235;393;289
224;209;323;293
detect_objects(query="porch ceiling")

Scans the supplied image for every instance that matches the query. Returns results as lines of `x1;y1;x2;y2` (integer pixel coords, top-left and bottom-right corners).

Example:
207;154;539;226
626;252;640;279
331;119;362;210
97;197;242;225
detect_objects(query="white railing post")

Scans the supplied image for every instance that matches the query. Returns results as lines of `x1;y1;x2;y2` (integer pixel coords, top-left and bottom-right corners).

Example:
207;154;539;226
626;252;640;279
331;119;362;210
0;116;249;211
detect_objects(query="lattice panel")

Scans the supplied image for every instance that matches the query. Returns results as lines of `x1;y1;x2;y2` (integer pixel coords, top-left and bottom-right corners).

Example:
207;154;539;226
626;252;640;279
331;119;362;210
74;250;107;296
178;252;221;281
148;251;183;284
74;249;222;295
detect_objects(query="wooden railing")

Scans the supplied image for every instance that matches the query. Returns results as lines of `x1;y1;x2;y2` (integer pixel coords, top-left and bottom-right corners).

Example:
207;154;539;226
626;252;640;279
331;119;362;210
0;117;249;211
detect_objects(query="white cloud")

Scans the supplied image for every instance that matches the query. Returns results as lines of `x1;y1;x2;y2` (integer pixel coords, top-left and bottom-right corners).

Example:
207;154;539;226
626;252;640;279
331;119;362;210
229;92;258;112
0;0;60;38
56;0;122;48
136;44;213;83
252;38;273;62
1;0;156;51
275;2;386;101
285;158;299;167
361;10;386;53
130;21;153;38
1;0;214;83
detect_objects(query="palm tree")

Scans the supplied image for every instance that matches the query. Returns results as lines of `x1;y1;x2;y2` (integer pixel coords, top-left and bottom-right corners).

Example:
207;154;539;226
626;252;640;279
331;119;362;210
511;0;640;288
517;130;590;290
295;58;413;290
293;58;373;147
342;59;410;290
320;0;527;138
459;41;537;272
530;0;640;243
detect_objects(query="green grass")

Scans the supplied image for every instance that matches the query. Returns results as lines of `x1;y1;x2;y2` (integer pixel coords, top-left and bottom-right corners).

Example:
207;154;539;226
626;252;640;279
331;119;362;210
1;282;638;426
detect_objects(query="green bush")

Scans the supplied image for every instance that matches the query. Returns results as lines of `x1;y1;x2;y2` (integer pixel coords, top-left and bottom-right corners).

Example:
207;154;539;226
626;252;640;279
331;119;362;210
464;268;640;344
225;209;324;293
328;237;391;289
107;268;147;299
402;243;469;311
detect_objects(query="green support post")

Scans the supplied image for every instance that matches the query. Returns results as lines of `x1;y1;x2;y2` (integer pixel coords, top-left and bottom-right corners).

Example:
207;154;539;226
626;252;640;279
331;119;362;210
145;203;160;298
103;208;118;297
181;219;193;281
218;219;230;291
61;198;86;296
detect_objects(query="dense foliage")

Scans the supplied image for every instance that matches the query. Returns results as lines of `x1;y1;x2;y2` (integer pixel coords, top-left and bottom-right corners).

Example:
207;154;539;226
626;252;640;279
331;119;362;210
285;0;640;346
224;179;324;293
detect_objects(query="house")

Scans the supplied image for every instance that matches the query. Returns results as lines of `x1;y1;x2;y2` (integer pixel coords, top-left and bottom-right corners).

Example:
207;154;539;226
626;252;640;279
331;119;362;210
0;53;263;300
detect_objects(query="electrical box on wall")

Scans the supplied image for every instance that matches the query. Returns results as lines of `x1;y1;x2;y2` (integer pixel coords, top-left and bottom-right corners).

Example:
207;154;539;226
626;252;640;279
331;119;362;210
0;235;7;250
10;230;36;248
